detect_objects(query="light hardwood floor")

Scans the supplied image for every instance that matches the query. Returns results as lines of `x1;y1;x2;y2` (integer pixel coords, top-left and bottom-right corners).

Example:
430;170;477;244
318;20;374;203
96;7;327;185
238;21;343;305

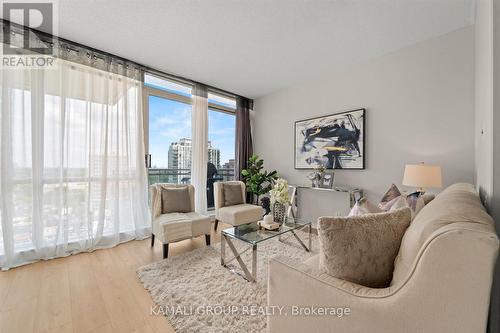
0;221;229;333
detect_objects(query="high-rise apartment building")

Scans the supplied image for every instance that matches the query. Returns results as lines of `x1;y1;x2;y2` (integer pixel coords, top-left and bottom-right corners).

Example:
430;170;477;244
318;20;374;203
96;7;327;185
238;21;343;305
167;138;220;183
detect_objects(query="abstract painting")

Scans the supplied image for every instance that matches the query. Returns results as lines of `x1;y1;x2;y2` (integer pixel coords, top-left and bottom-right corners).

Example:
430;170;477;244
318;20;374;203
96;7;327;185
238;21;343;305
294;108;365;169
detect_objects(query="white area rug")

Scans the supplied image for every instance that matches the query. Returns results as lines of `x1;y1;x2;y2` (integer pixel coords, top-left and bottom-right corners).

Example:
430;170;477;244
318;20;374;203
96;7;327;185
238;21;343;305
137;232;317;333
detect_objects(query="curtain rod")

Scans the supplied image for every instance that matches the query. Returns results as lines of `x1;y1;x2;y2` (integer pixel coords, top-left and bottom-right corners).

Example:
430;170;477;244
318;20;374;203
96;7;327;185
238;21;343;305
0;19;252;103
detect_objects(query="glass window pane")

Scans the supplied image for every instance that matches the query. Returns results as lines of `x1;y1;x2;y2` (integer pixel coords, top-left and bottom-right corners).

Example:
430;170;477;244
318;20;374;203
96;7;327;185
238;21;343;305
208;92;236;109
13;183;33;251
148;95;192;185
12;89;32;180
145;73;192;97
207;109;236;208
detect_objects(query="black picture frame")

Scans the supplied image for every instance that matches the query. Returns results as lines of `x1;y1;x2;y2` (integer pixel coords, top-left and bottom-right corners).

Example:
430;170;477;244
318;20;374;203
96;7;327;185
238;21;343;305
294;108;366;170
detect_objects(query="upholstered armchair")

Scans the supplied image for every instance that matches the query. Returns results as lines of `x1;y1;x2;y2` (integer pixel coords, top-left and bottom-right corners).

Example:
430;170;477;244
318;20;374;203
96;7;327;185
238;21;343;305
267;183;499;333
213;181;262;230
150;183;211;258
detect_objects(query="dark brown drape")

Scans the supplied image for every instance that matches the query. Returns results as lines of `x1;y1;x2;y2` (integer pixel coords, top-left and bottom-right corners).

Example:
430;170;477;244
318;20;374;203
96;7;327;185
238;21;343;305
235;97;254;181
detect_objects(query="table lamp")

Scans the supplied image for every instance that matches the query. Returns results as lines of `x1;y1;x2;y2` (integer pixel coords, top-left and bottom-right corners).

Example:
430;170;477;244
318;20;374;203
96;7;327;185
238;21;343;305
402;162;442;193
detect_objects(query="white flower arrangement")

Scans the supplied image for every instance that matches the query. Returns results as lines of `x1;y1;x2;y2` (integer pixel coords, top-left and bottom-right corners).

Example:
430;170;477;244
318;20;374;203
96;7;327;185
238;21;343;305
269;178;290;205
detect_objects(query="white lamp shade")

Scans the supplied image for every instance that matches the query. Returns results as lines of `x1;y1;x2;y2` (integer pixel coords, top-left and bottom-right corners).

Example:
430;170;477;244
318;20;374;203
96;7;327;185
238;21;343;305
403;164;442;189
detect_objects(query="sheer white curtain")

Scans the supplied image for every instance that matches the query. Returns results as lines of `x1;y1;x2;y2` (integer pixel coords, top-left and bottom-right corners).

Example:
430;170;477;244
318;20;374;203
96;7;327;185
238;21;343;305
0;56;150;269
191;84;208;214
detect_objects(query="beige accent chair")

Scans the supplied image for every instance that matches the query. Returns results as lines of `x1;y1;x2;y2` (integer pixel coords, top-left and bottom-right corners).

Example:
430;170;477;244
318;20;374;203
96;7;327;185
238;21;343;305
267;183;499;333
150;183;211;258
213;181;262;230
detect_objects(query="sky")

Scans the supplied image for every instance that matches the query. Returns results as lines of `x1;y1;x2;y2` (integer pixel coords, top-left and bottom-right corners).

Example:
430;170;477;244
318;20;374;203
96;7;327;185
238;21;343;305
148;95;235;168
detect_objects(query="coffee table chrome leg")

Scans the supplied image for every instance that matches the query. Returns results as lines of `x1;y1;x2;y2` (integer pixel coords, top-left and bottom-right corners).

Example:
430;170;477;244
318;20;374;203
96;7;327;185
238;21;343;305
225;236;255;282
221;234;226;266
252;244;257;281
291;230;310;252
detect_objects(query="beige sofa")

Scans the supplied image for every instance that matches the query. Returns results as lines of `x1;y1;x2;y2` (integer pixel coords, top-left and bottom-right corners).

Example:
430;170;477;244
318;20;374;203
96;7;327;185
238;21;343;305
150;183;211;258
213;181;262;230
267;183;499;333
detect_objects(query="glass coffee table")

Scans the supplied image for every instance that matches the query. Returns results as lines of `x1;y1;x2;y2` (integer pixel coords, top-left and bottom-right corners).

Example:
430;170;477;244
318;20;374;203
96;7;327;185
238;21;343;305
220;217;312;282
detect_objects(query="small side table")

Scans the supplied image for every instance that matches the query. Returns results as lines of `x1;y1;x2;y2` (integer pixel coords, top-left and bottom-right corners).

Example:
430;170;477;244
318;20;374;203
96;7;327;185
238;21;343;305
220;218;312;282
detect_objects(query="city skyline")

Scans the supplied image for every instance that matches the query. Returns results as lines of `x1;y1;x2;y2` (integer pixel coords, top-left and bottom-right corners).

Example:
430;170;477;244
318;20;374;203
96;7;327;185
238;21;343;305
148;95;236;169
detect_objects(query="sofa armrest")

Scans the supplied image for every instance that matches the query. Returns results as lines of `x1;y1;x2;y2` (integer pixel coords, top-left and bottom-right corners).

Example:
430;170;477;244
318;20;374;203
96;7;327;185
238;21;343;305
267;255;397;333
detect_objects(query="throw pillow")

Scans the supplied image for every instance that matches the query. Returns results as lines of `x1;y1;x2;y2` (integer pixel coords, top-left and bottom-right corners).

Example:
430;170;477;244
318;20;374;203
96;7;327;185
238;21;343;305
161;187;191;214
389;193;425;219
379;184;402;210
223;183;244;206
348;197;383;216
389;196;409;211
422;193;435;205
318;207;412;288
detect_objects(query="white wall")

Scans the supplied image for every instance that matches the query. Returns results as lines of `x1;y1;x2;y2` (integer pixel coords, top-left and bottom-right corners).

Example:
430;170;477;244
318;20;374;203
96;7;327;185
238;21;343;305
475;1;500;332
493;0;500;225
493;4;500;330
253;26;475;202
475;0;494;208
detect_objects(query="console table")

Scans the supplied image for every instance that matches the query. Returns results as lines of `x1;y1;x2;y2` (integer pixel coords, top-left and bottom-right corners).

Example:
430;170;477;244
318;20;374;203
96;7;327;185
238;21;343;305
289;185;362;225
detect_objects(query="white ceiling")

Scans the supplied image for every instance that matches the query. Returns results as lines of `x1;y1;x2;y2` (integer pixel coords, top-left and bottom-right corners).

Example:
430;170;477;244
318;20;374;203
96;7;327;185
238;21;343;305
18;0;476;98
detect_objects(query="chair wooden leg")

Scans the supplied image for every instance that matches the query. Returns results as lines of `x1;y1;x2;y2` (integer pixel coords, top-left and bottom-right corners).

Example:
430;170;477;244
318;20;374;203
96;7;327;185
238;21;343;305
205;234;211;246
214;219;219;231
163;243;169;259
151;234;155;247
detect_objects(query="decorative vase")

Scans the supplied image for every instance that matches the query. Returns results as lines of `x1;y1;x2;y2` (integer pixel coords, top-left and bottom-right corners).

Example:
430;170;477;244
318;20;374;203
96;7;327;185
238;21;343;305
273;202;286;223
260;197;271;216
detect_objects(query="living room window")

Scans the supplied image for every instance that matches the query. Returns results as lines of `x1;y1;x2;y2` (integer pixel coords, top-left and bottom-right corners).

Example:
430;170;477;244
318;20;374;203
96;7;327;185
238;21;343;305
144;74;237;209
207;106;236;208
145;73;192;97
0;57;150;268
